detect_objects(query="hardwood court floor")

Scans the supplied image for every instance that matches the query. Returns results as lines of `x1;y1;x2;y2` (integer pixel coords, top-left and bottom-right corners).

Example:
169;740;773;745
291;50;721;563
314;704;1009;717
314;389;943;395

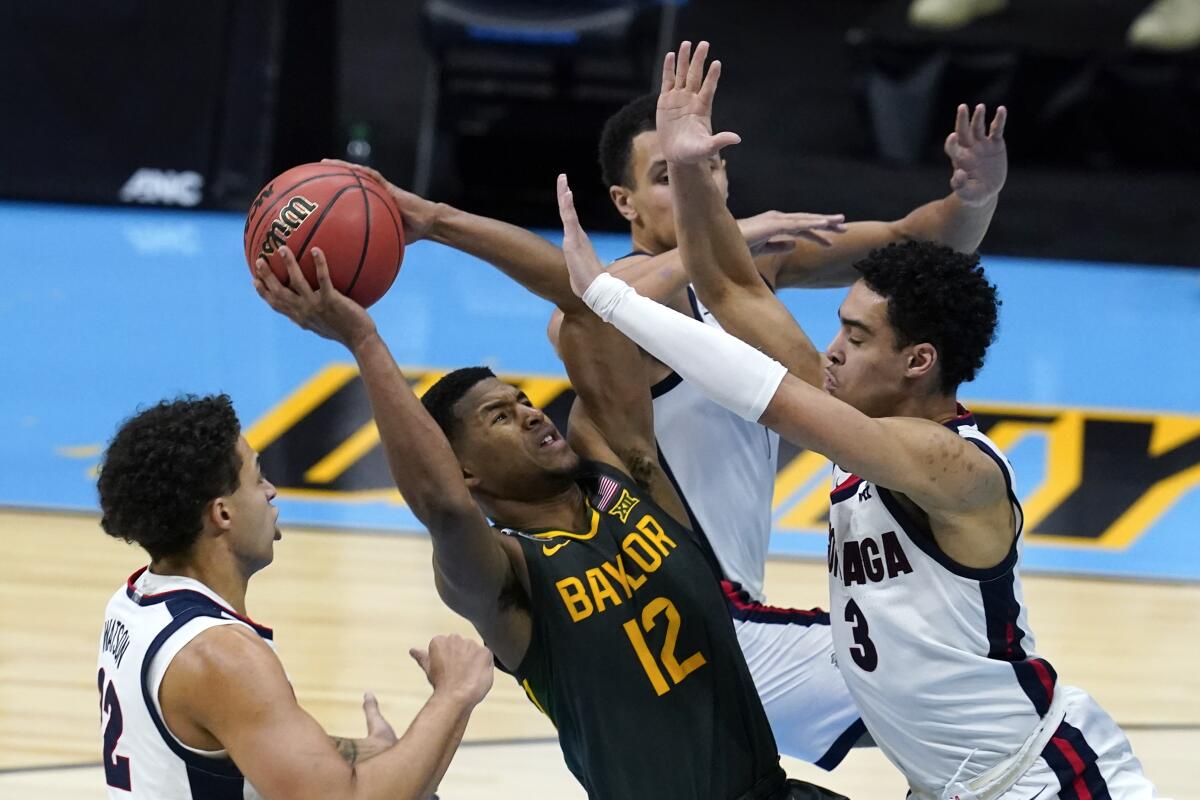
2;509;1195;798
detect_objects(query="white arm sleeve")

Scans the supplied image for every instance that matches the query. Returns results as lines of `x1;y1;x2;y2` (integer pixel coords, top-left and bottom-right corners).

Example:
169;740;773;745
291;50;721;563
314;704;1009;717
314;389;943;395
582;273;787;422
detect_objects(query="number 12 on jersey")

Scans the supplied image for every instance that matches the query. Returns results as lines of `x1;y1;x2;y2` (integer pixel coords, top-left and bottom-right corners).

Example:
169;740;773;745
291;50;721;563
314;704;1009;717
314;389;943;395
622;596;707;696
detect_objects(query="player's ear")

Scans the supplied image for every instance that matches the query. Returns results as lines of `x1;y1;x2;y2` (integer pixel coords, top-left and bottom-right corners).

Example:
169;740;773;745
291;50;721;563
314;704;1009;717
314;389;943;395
905;342;939;383
461;466;481;490
209;497;234;531
609;184;638;222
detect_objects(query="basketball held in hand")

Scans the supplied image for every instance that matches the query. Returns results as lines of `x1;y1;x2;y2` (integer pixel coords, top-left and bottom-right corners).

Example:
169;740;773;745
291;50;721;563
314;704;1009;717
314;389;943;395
244;163;405;308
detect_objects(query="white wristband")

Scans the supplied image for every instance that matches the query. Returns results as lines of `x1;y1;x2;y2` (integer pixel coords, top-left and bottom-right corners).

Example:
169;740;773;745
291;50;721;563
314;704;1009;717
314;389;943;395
581;273;787;422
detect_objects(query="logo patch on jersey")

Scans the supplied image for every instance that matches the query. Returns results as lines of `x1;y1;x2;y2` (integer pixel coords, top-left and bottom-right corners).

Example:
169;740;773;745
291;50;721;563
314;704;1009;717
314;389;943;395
858;483;872;502
607;489;640;524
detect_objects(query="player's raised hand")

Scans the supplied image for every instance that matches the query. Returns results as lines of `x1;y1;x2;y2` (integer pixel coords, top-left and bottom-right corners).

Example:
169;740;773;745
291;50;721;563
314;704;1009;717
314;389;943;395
556;174;606;298
410;634;495;707
252;246;378;350
944;104;1008;207
738;210;848;254
657;41;741;165
320;158;438;243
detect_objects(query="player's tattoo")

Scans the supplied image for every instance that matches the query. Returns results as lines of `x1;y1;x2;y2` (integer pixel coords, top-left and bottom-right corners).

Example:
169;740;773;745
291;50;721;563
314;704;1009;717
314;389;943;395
331;736;359;766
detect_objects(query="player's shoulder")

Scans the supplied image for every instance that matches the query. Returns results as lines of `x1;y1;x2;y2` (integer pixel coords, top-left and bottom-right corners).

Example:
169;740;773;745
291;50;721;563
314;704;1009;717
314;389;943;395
171;623;281;685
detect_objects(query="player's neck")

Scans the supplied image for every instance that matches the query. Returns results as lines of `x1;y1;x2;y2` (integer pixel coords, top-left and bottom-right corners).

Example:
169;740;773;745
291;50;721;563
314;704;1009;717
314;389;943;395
629;227;666;257
888;391;962;425
484;482;589;534
148;553;251;616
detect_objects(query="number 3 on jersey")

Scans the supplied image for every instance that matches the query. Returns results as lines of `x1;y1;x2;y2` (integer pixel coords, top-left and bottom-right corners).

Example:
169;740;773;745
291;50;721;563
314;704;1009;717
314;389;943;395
844;598;879;672
97;668;132;790
623;597;707;696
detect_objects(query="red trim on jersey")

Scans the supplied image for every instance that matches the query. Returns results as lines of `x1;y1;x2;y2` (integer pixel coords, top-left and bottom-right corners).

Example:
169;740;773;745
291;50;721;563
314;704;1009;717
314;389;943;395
830;474;862;496
1051;737;1094;800
721;580;828;619
125;566;274;635
1031;658;1056;703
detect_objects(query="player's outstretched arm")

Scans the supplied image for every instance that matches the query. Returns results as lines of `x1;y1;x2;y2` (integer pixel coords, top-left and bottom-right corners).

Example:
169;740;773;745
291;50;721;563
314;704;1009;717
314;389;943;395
572;271;1007;519
657;41;824;386
252;248;529;666
160;626;493;800
555;175;690;527
764;103;1008;290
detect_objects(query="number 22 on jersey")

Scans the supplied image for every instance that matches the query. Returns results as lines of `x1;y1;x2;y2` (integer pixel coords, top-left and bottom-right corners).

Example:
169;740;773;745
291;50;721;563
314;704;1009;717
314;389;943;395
623;596;707;696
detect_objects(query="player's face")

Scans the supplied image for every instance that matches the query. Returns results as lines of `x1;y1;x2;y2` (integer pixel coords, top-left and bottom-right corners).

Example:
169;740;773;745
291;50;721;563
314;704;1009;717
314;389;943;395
824;281;916;418
453;379;581;499
224;437;280;573
614;131;729;254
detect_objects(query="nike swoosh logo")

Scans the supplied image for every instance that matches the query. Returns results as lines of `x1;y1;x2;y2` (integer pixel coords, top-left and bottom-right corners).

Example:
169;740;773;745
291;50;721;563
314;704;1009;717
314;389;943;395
542;541;571;556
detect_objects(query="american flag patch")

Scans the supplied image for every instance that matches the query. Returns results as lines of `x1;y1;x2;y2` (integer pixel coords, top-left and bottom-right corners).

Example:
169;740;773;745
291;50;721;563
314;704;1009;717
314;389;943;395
595;475;621;511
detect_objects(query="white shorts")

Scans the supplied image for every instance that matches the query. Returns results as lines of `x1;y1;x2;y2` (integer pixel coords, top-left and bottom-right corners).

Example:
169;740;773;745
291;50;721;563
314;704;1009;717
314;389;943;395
724;581;864;769
1002;685;1157;799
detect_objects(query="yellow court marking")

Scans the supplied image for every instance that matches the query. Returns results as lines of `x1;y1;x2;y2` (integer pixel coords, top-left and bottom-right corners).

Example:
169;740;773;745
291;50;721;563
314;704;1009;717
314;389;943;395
244;364;359;452
772;449;831;511
302;370;448;487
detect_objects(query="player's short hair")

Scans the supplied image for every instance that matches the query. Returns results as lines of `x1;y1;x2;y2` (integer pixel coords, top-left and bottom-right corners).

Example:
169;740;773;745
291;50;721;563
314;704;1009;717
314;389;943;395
98;395;242;561
599;93;658;188
421;366;497;444
854;241;1000;394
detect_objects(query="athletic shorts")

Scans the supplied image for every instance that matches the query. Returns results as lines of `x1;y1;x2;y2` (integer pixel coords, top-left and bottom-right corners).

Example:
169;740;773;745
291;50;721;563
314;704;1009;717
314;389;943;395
1000;684;1157;799
724;580;865;770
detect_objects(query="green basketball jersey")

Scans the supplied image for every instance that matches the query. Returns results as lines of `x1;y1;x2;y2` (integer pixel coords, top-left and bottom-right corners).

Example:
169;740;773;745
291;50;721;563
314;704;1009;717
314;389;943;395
501;462;782;799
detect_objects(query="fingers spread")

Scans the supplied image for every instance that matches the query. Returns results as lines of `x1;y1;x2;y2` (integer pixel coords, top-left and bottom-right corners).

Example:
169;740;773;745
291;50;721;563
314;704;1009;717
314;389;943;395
687;41;708;91
675;41;692;90
699;59;722;105
989;105;1007;139
661;52;675;96
972;103;987;141
312;247;334;293
955;104;971;144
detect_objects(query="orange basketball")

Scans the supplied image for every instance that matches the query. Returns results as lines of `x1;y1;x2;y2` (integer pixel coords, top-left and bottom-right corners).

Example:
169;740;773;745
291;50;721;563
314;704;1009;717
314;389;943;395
243;162;405;308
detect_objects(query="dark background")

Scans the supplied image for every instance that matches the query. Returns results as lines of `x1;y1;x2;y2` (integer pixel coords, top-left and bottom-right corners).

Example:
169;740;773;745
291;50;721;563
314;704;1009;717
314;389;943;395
1;0;1196;266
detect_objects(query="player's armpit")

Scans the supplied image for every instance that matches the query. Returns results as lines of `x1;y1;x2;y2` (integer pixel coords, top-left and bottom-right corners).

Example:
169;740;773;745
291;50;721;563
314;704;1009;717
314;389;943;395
558;311;691;529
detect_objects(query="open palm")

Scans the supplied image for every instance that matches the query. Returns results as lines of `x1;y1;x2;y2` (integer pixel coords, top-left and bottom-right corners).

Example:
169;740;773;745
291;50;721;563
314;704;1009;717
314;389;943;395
656;41;741;165
944;103;1008;207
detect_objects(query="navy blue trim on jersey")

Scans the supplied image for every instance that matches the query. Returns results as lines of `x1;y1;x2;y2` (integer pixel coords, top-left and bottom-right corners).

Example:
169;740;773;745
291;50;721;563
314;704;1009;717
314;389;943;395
814;718;868;771
1041;720;1113;800
139;605;246;779
185;762;248;799
961;435;1026;539
126;568;273;640
980;572;1059;716
722;580;830;626
616;250;652;261
686;285;705;321
650;370;683;399
877;486;1019;581
830;474;863;505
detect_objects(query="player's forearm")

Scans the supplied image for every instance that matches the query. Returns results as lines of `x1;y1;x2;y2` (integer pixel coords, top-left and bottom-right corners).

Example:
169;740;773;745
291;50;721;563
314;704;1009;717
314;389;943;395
893;191;998;255
348;333;477;523
427;204;583;312
353;691;476;800
669;161;762;300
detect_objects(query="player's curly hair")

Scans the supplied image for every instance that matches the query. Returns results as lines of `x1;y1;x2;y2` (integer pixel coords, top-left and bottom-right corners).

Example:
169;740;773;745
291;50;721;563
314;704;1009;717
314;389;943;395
599;93;658;188
421;367;497;444
98;395;242;561
854;241;1000;394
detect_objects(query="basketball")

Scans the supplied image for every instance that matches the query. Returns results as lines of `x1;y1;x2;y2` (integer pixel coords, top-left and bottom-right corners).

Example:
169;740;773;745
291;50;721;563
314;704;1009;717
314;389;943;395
243;162;405;308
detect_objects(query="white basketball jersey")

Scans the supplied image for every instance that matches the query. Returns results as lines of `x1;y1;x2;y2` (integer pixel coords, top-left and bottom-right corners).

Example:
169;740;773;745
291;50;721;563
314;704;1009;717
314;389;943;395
97;567;269;799
826;410;1057;796
651;286;781;602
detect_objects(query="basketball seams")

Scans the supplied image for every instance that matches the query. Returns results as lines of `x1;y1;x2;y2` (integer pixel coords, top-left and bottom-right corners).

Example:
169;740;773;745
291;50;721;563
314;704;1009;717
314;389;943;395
343;174;372;297
289;185;360;280
243;169;358;260
361;184;405;282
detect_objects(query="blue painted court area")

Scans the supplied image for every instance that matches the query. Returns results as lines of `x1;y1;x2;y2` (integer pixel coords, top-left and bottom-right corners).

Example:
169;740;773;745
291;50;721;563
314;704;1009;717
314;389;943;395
2;200;1197;581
